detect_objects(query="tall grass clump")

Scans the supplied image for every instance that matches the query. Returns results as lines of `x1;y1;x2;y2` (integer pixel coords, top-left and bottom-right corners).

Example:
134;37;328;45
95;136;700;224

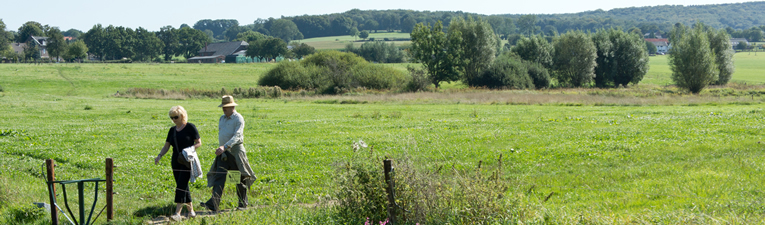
258;51;407;94
335;151;519;224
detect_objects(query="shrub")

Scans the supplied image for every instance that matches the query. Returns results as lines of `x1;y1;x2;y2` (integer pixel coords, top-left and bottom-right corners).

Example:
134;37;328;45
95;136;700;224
471;52;533;89
335;151;517;224
526;62;551;89
350;63;407;90
259;51;409;94
404;66;432;92
345;41;406;63
259;61;325;90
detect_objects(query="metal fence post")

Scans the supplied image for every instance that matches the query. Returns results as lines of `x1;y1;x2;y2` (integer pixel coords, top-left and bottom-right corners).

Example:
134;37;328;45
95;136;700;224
46;159;58;225
383;159;397;225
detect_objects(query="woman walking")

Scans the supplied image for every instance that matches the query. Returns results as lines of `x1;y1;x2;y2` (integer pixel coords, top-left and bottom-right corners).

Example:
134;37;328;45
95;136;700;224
155;106;200;221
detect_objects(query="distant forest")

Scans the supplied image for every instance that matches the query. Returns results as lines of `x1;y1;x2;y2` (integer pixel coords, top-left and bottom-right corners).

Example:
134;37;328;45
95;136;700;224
185;2;765;42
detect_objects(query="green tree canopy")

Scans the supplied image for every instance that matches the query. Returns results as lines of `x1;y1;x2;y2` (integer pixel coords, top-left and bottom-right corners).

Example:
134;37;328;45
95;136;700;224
409;21;462;88
62;29;83;39
553;30;597;87
82;24;107;60
290;42;315;59
511;35;554;69
235;31;268;43
0;19;11;54
46;27;67;61
135;27;163;62
64;40;88;62
448;16;499;86
707;28;735;85
246;37;288;60
645;41;657;54
592;28;650;88
157;26;179;61
16;21;44;43
177;27;211;60
270;19;303;43
669;23;717;93
359;30;369;40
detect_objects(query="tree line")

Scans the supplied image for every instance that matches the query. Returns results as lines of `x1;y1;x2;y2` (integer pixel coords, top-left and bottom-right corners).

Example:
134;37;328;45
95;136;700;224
410;18;733;93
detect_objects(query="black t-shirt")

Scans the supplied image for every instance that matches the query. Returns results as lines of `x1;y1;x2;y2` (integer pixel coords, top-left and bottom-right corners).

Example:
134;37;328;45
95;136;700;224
165;123;200;167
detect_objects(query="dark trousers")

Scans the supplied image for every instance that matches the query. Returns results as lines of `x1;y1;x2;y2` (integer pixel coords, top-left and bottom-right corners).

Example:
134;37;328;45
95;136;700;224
171;156;192;203
206;151;248;210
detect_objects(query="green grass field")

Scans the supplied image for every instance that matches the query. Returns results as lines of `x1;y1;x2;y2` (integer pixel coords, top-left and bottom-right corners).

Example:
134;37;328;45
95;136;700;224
300;32;411;50
2;56;765;224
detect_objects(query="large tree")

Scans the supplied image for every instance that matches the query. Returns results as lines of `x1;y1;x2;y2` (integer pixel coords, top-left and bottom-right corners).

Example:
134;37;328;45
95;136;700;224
157;26;179;61
270;19;303;43
62;29;83;39
177;27;211;59
512;35;554;69
290;42;315;59
517;15;538;37
0;19;11;54
246;37;288;60
707;29;735;85
64;40;88;62
592;28;650;88
235;31;268;43
553;30;597;87
669;23;716;94
46;27;67;61
82;24;106;60
135;27;163;62
409;21;461;88
448;16;499;86
16;21;44;42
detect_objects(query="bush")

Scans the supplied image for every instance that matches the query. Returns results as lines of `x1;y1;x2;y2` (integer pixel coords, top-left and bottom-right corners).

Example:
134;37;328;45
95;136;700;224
470;52;533;89
346;41;405;63
259;61;325;90
526;62;551;89
259;51;409;94
335;150;517;224
404;66;432;92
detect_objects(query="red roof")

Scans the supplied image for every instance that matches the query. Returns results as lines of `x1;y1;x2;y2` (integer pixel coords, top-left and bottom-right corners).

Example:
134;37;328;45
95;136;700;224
64;36;75;41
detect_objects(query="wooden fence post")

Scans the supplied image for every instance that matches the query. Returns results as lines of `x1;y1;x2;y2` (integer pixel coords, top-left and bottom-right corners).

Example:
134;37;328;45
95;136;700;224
106;158;114;221
46;159;58;225
383;159;397;225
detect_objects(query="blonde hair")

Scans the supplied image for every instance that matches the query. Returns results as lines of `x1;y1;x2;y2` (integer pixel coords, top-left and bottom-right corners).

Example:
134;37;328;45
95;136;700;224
168;105;188;123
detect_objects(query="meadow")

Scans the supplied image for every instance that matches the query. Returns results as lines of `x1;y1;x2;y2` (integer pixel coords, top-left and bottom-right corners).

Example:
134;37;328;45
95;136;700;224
300;32;411;50
2;53;765;224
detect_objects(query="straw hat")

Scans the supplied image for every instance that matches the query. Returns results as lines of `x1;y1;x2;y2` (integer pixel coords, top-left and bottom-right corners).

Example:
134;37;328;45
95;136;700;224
218;95;238;107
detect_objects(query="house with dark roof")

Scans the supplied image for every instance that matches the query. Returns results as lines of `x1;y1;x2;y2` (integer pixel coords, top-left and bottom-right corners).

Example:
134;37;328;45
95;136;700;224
28;36;50;59
187;41;249;63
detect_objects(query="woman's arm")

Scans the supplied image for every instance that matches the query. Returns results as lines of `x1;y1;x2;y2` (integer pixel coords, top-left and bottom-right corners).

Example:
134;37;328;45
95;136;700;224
155;142;171;165
193;138;201;149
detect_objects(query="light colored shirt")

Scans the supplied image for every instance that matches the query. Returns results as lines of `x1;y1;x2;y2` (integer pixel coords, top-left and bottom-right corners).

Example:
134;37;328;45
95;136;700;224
218;111;244;148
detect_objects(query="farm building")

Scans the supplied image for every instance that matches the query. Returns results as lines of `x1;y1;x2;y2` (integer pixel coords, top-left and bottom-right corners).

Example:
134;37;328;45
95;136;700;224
188;41;250;63
645;38;670;54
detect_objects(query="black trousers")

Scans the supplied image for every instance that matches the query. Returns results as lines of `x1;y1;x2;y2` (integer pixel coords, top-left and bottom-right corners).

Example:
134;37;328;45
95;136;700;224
171;153;192;203
206;151;248;210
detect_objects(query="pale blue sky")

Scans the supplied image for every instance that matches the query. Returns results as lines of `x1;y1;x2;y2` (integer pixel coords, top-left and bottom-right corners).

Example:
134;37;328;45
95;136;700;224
0;0;759;32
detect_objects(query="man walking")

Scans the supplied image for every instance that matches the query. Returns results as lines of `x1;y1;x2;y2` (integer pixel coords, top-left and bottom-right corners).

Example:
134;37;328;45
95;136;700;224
201;95;256;211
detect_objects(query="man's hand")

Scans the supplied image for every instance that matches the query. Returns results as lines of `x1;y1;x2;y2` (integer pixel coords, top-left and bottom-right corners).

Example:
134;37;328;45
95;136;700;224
154;155;161;165
215;146;225;156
